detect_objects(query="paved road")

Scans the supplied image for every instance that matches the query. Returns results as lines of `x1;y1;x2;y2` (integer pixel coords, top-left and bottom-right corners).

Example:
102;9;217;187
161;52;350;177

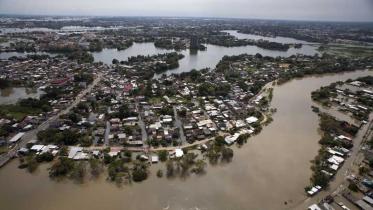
0;73;103;167
86;136;216;153
173;105;186;144
104;121;110;146
134;100;148;150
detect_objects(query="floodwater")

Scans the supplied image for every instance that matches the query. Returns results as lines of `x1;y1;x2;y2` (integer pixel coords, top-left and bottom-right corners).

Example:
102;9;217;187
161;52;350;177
0;87;44;105
223;30;311;44
93;42;318;77
1;31;318;76
0;70;371;210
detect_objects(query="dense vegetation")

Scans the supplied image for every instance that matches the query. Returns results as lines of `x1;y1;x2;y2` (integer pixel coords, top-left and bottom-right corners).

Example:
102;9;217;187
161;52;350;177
0;78;12;89
198;82;231;96
154;38;186;50
0;98;51;120
311;83;338;105
37;128;91;146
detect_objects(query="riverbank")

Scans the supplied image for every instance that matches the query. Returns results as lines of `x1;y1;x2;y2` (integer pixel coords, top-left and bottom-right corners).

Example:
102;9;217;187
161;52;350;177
294;113;372;210
297;76;372;209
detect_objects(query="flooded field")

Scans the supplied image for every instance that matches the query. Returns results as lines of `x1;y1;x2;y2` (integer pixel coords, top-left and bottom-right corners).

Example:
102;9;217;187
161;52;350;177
223;30;311;44
0;70;370;210
0;87;44;105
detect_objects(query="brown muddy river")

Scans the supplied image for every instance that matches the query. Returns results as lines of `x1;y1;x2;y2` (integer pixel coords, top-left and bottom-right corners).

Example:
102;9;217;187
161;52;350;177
0;70;371;210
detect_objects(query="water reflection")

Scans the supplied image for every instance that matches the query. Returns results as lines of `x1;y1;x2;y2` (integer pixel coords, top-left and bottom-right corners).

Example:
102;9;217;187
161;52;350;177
92;42;319;77
223;30;312;44
0;87;44;104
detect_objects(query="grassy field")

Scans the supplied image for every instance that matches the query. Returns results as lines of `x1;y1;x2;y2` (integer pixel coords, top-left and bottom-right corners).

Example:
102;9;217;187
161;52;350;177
0;146;9;155
148;97;162;104
317;43;373;57
0;104;43;121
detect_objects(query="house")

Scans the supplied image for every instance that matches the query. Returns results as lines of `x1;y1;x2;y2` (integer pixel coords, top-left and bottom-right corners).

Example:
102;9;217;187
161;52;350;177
18;147;29;155
355;200;373;210
151;155;159;163
162;115;173;124
163;96;174;104
225;134;240;145
108;151;119;157
140;155;149;161
327;148;345;157
350;81;363;87
197;119;213;128
235;120;246;128
30;144;45;152
174;149;184;158
9;132;25;143
92;150;100;157
126;140;143;146
338;135;352;141
108;147;122;157
68;147;84;159
124;117;138;122
307;186;321;196
23;124;33;131
118;133;127;140
363;196;373;206
246;116;258;124
329;164;339;171
327;155;344;165
110;118;121;124
308;204;321;210
73;152;89;160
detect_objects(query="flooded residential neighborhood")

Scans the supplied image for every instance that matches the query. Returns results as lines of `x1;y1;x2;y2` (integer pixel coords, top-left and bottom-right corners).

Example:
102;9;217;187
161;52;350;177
0;1;372;210
0;70;371;210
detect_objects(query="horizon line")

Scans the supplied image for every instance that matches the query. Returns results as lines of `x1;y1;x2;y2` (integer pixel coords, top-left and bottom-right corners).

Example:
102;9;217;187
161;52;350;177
1;13;373;24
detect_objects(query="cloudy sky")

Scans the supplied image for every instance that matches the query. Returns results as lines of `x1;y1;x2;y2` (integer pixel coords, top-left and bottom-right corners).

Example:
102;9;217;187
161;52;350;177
1;0;373;22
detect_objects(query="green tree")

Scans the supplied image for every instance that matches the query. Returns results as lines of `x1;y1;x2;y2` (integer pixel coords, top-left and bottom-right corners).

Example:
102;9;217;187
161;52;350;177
156;169;163;178
70;161;87;183
221;147;234;162
166;160;175;178
236;134;249;146
214;136;225;146
158;150;168;162
132;161;148;182
192;159;206;174
49;157;75;178
26;156;39;173
36;152;54;162
89;159;103;178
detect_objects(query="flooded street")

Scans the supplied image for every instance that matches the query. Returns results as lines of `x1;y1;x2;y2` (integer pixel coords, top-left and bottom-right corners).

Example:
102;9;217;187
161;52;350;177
0;70;371;210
